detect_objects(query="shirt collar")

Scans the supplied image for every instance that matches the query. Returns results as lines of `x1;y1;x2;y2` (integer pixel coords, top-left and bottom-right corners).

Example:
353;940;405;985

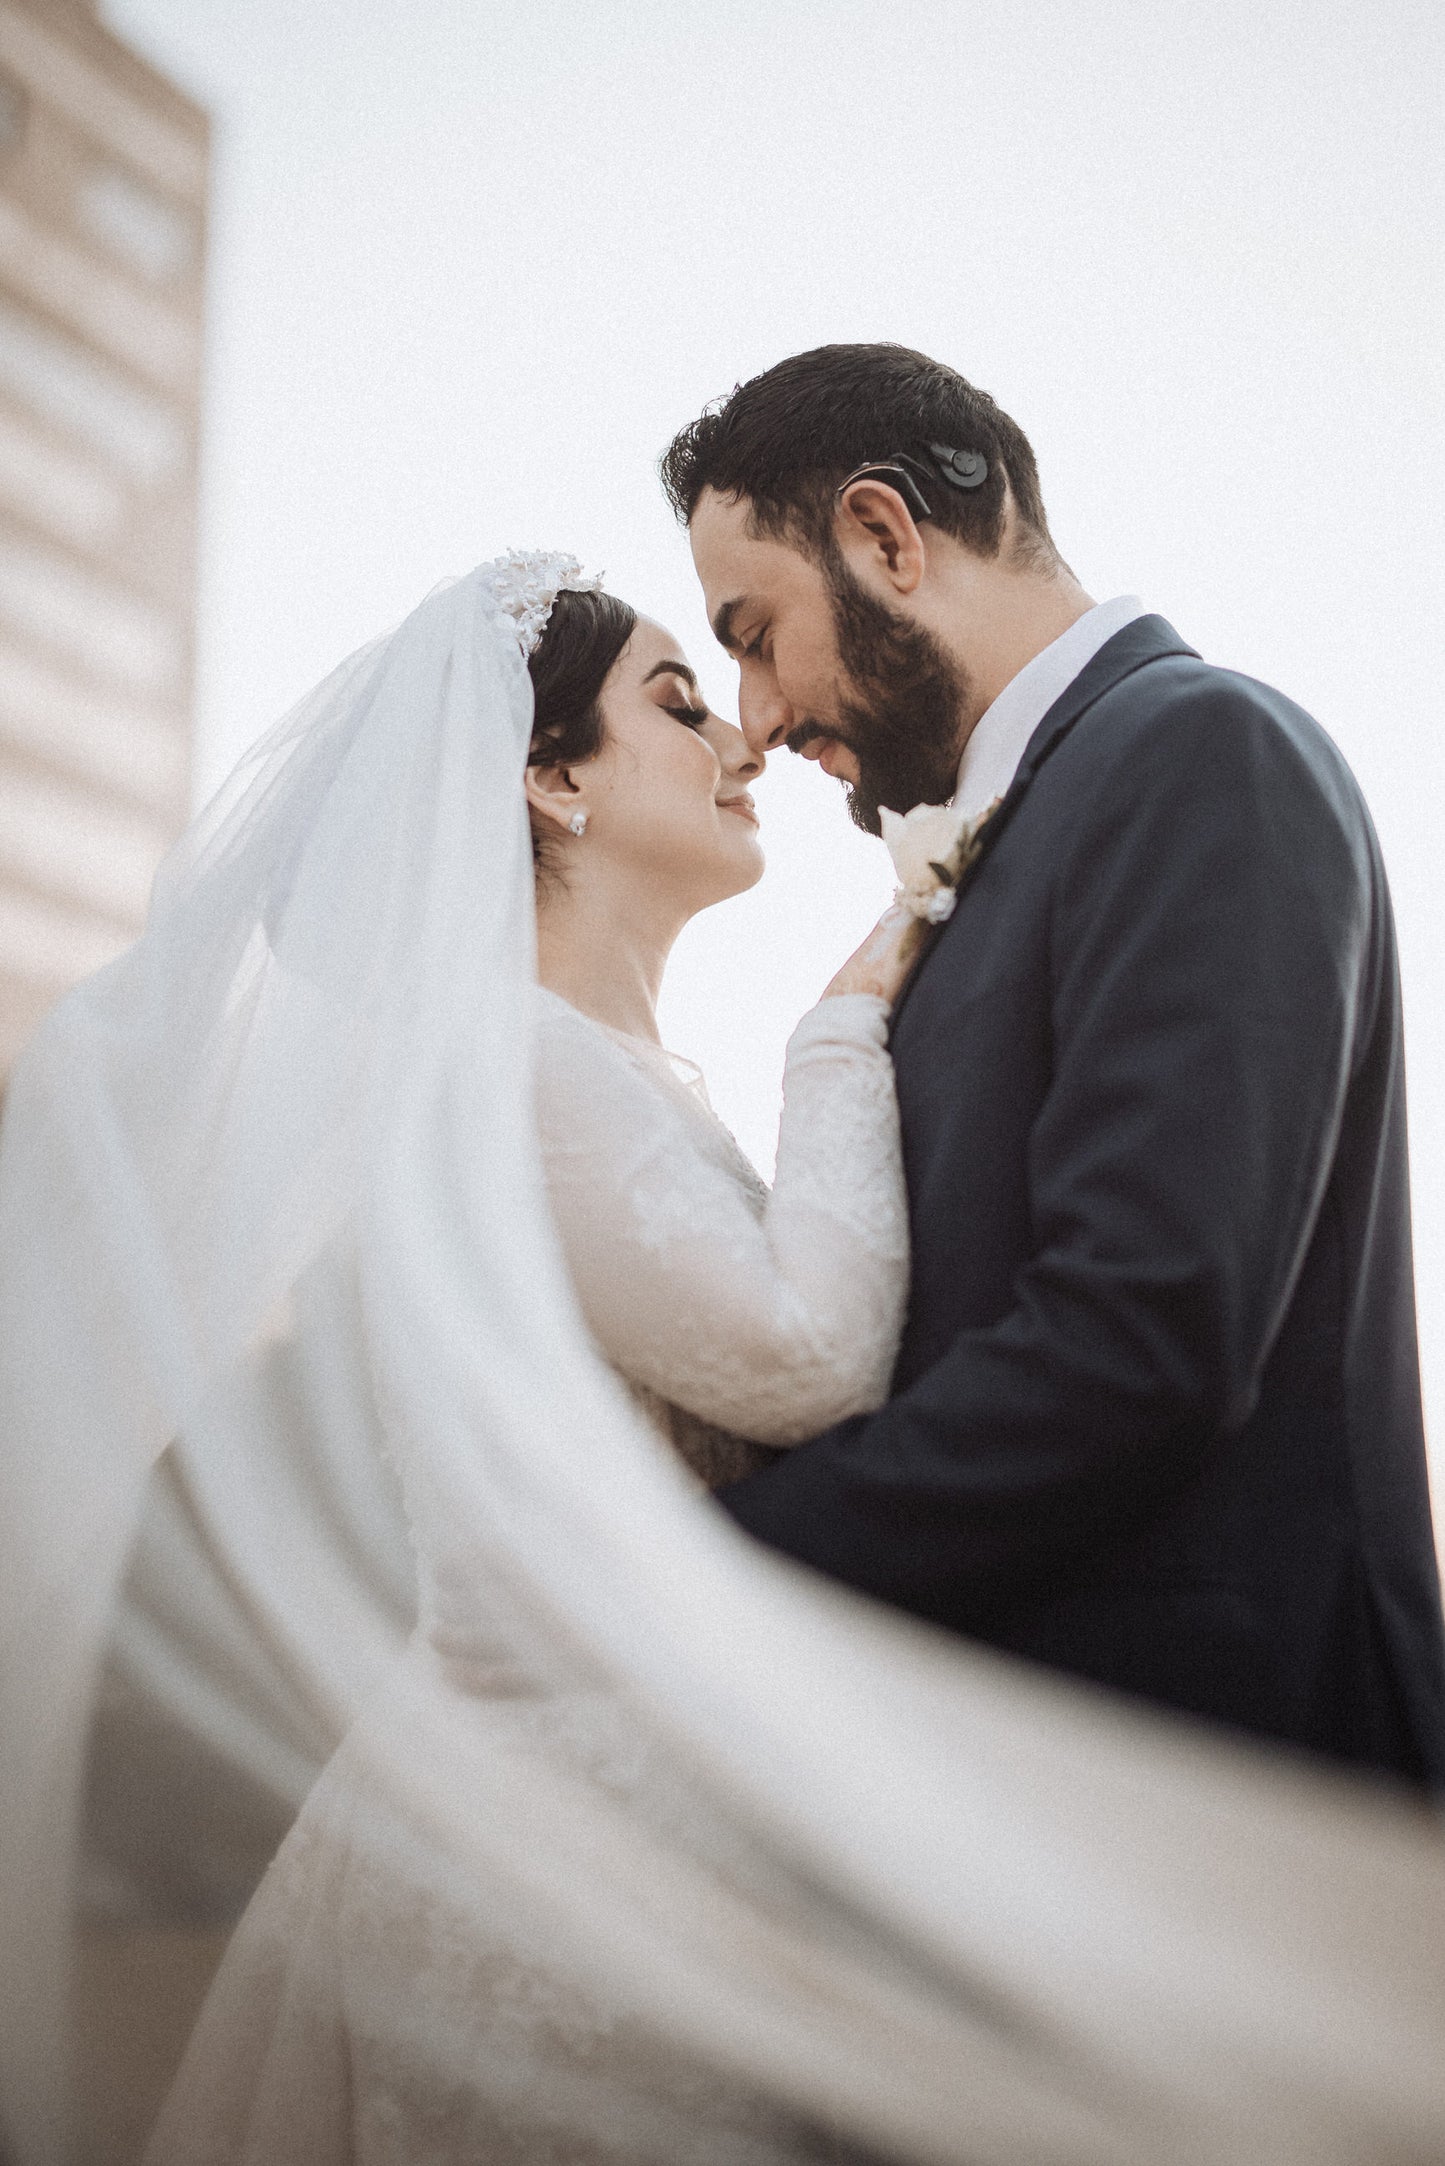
953;595;1148;817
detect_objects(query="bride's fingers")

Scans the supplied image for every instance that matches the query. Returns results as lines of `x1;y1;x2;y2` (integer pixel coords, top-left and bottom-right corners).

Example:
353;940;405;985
822;905;928;1004
860;902;910;949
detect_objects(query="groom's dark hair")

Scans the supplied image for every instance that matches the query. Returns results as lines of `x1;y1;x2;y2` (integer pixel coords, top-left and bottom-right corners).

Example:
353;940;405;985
660;344;1054;566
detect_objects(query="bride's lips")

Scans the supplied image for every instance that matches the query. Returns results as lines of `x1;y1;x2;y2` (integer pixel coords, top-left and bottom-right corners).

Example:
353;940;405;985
718;794;759;827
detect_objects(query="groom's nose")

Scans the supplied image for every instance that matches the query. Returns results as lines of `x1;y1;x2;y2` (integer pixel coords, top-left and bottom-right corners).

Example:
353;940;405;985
739;679;793;760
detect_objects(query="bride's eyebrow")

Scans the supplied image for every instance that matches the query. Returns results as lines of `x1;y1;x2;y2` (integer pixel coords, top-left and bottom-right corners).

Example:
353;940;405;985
641;660;699;688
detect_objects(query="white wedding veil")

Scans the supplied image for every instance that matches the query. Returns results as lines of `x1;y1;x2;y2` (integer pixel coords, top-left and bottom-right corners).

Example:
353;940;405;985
2;560;1443;2166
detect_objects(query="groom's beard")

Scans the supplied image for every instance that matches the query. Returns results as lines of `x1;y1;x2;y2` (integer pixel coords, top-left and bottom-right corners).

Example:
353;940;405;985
813;556;971;837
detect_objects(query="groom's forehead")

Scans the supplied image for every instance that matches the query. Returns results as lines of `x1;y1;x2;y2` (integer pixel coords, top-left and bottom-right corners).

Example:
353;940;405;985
688;486;754;567
690;489;815;631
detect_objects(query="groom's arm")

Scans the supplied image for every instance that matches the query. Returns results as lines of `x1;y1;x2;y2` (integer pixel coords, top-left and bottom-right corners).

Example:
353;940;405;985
718;676;1384;1629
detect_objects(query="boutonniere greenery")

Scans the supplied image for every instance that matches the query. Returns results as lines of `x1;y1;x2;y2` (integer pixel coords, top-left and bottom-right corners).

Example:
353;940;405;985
880;797;1004;925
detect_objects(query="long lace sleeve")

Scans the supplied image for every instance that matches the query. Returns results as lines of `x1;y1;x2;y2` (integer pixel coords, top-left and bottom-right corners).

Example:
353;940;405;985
534;992;908;1446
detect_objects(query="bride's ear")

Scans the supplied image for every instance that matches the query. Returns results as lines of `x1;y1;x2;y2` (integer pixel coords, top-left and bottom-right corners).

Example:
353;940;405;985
524;761;585;833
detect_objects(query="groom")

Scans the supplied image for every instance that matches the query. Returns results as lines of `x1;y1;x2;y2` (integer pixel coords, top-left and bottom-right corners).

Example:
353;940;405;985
663;343;1445;1789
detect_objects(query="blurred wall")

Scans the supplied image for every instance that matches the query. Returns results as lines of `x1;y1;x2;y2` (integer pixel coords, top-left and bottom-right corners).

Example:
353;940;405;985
0;0;204;1077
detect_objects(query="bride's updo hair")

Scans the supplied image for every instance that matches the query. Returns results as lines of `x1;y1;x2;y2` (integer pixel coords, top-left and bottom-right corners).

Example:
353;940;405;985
526;587;637;885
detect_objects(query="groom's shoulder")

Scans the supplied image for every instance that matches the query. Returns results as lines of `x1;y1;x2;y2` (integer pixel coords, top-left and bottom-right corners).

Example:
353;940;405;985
1071;642;1364;826
1092;644;1327;753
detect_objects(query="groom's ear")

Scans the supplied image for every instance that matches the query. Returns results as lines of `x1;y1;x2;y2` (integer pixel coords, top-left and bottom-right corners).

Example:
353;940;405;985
833;479;927;596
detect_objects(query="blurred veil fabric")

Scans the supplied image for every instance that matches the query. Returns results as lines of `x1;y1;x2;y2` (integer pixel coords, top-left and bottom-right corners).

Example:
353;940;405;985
2;566;1445;2166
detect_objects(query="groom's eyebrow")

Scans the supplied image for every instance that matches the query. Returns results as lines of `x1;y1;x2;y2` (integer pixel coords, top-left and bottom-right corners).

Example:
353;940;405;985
641;659;698;687
711;599;745;653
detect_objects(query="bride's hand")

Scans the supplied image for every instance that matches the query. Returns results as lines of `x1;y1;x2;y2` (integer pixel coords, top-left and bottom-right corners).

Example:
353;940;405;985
822;904;927;1008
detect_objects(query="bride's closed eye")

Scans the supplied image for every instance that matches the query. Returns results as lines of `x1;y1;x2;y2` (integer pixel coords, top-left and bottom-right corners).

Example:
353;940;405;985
665;701;710;730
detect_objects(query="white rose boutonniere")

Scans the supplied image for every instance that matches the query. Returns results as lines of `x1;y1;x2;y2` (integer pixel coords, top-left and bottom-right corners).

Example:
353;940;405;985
880;797;1003;925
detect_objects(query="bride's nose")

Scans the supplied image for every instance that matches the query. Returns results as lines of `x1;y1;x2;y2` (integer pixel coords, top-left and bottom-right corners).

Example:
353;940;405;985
717;718;763;781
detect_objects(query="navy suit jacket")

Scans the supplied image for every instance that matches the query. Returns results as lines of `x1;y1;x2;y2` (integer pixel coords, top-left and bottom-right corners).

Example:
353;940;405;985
721;617;1445;1788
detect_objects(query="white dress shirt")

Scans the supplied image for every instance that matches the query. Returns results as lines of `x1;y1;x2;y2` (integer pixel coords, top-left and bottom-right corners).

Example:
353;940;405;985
953;595;1149;817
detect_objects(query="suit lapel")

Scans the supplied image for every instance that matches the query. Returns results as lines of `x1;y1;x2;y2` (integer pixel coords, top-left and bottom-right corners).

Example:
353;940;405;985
889;616;1198;1035
1007;613;1197;797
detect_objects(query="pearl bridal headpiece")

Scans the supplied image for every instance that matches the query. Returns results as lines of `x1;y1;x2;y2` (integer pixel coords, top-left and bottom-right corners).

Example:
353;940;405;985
484;547;605;658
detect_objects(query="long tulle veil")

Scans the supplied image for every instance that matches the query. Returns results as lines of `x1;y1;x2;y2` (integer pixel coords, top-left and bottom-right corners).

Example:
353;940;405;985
1;563;1443;2165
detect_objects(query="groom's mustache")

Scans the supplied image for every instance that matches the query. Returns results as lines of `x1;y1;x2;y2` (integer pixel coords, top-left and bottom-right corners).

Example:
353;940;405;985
784;720;847;757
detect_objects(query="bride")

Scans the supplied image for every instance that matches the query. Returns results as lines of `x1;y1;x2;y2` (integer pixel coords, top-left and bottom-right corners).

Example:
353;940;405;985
521;570;920;1486
142;556;921;2162
2;555;1443;2166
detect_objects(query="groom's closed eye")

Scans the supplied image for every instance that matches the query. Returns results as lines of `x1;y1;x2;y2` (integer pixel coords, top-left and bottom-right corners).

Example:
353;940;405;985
710;600;768;660
711;599;744;652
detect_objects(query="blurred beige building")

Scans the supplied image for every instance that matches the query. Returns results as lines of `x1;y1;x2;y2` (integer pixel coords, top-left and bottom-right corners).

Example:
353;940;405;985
0;0;205;1079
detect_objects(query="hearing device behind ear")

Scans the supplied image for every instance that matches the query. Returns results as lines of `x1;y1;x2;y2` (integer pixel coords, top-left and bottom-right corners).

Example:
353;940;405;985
835;446;990;521
928;443;989;490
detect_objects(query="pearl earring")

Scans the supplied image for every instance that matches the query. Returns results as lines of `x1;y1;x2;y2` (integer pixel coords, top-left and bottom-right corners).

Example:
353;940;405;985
568;810;589;837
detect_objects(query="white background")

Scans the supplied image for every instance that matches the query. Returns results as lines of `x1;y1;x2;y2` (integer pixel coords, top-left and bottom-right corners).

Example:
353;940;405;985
108;0;1445;1509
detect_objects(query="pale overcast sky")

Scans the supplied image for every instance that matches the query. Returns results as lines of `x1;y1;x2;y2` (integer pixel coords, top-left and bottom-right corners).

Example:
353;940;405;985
108;0;1445;1499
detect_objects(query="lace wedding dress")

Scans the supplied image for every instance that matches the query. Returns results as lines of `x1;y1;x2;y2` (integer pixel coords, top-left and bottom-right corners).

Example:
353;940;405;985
144;986;909;2165
535;988;906;1484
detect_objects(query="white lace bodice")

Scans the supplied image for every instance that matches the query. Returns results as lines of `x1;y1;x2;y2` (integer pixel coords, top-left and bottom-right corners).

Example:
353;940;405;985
533;988;909;1467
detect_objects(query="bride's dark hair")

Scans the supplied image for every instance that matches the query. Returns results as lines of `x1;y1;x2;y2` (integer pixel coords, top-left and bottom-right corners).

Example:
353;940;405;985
526;587;637;882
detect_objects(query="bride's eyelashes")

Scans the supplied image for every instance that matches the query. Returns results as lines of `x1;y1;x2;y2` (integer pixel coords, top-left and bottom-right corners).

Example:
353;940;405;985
665;702;711;730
